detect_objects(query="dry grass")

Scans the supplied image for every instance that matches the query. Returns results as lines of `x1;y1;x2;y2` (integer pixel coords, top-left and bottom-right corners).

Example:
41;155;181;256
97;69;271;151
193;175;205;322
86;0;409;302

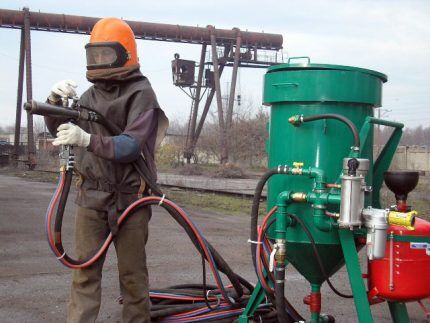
1;165;429;220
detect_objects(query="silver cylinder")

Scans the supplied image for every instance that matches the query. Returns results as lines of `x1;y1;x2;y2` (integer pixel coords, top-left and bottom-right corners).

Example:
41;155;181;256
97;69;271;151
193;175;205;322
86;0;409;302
339;175;365;228
362;207;389;260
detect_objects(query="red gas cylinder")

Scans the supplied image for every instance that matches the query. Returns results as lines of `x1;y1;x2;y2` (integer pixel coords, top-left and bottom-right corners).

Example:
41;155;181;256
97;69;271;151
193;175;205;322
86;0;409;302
368;217;430;301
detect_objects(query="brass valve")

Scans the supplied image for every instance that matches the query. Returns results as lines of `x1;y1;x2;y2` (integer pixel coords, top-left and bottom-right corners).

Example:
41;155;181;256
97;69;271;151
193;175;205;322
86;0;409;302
291;192;307;202
292;162;304;175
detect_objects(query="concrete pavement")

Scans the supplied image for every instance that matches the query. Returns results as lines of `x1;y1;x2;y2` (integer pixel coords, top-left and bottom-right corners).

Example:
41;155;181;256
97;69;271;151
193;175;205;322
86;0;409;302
0;174;426;322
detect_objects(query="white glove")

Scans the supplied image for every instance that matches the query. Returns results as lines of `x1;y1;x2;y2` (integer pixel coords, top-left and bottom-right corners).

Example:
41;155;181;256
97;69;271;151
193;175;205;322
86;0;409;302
53;123;91;147
48;80;78;103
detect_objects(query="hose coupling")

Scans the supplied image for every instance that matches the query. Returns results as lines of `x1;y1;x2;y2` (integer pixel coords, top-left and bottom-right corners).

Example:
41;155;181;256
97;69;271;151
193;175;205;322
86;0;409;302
288;114;304;126
291;192;307;202
269;240;287;272
276;164;289;174
325;211;340;218
388;210;416;230
59;145;75;171
274;239;286;263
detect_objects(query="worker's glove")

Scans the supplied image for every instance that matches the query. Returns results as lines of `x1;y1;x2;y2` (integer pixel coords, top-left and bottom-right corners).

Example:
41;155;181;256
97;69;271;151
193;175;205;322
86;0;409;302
48;80;78;104
52;123;91;147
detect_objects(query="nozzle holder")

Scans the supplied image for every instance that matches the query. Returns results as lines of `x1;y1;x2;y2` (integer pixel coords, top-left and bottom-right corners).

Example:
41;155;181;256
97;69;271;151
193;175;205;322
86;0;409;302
384;171;419;201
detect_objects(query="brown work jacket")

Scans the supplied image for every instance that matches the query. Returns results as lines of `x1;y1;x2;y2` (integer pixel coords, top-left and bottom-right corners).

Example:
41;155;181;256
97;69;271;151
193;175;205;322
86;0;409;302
46;67;168;215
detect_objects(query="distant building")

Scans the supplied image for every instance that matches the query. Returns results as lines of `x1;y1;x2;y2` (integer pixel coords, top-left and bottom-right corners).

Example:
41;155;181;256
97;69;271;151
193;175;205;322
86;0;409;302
36;131;55;150
0;127;28;145
0;128;55;150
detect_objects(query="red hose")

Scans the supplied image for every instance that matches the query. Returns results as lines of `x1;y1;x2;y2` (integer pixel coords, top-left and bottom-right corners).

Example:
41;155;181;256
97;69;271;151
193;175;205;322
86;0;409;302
46;184;231;302
46;175;113;268
168;302;229;317
46;171;66;256
256;206;277;294
150;294;217;302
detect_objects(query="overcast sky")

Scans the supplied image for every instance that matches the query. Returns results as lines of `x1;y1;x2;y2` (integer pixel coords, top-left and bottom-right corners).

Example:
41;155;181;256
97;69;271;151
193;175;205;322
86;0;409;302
0;0;429;130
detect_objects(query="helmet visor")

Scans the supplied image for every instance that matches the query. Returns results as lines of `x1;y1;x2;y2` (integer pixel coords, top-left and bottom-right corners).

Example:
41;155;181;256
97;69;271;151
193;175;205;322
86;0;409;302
85;42;129;70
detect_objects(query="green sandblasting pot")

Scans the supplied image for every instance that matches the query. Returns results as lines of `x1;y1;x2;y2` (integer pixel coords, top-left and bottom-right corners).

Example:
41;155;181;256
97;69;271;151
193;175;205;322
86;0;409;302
264;60;386;284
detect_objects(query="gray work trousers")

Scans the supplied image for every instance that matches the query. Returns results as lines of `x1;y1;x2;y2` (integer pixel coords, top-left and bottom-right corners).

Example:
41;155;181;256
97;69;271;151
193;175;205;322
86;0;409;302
67;205;150;323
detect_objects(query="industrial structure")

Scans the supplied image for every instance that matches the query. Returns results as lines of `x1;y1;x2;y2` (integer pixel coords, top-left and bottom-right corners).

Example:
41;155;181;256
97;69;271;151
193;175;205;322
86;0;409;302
3;6;430;323
0;7;283;168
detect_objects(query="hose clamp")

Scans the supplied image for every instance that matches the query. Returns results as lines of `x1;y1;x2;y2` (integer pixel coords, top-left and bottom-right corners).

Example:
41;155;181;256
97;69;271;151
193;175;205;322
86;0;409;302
56;251;66;260
206;290;221;307
247;239;263;245
351;146;360;152
312;203;327;210
269;244;278;272
158;194;166;206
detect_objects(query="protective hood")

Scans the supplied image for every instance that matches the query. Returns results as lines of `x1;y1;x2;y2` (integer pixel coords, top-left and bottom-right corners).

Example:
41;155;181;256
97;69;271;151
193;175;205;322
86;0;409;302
86;63;141;83
86;17;138;70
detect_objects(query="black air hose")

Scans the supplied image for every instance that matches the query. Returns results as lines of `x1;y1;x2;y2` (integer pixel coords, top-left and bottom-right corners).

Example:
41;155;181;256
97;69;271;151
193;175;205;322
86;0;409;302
301;113;360;149
275;261;291;323
167;283;218;290
150;303;207;319
250;168;304;322
49;174;249;300
288;213;353;298
259;219;303;321
251;167;289;271
54;170;73;233
36;100;253;306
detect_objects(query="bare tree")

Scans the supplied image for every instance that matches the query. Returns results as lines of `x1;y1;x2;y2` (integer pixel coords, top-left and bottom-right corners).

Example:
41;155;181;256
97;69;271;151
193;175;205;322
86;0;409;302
229;107;268;166
33;116;47;138
400;125;430;146
193;102;268;166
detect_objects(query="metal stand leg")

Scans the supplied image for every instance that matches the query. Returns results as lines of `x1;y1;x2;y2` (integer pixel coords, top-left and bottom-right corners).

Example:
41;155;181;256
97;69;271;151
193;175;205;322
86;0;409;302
339;229;374;323
388;301;410;323
238;282;268;323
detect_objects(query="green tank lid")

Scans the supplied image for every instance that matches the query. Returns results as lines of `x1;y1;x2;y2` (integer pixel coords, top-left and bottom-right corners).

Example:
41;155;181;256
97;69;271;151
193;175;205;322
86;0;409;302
264;57;387;106
267;62;387;82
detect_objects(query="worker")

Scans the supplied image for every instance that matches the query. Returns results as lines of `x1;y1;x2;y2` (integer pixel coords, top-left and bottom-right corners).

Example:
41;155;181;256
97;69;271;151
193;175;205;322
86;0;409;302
44;17;168;323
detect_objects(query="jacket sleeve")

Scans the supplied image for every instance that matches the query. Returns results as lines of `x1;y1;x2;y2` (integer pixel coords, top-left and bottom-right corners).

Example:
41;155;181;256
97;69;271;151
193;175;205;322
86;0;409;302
87;108;158;163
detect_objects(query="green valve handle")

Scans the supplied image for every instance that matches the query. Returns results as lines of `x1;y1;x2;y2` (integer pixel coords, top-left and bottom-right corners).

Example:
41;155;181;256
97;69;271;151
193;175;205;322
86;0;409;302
287;56;311;65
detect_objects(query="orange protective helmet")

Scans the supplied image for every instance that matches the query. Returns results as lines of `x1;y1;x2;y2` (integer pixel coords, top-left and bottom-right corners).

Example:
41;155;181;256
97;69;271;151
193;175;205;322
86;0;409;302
85;17;138;70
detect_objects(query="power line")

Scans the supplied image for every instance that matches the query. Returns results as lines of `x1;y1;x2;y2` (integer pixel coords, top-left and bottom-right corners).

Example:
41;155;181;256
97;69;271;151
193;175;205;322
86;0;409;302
0;50;83;76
